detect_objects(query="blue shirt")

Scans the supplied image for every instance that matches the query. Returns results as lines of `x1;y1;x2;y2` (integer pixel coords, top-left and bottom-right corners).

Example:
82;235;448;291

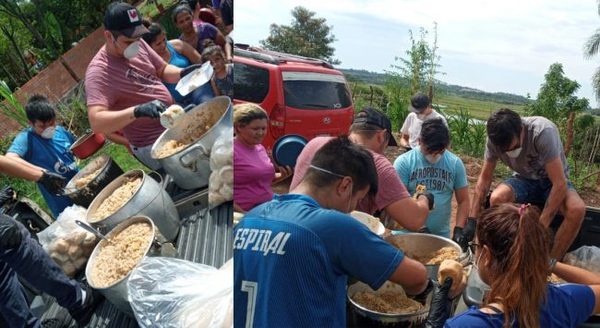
393;147;468;237
445;283;595;328
8;126;78;217
233;194;404;328
165;41;191;103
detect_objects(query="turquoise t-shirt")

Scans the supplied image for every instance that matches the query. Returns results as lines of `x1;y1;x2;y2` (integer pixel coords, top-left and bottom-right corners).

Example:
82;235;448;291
393;147;468;237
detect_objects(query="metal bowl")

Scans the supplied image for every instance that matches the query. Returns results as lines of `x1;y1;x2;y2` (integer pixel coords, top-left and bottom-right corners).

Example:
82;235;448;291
347;281;430;327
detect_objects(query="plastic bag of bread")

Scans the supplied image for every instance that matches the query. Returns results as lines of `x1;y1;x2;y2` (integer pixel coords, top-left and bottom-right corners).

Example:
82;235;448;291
438;259;467;298
208;127;233;208
37;205;99;277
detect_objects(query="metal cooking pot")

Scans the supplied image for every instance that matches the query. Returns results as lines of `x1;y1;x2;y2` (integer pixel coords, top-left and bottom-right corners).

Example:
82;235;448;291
85;215;176;315
150;96;232;190
347;281;431;327
384;233;470;280
70;132;106;159
85;169;180;241
64;155;123;208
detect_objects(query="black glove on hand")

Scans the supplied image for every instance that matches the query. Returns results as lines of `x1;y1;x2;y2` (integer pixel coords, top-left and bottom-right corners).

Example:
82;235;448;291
413;279;434;306
0;186;15;206
39;171;66;195
133;100;167;119
0;214;23;249
462;217;477;247
426;277;454;328
180;64;203;78
417;191;435;210
452;226;468;252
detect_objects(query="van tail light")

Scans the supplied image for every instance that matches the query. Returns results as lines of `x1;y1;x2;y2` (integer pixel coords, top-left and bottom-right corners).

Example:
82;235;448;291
269;104;286;139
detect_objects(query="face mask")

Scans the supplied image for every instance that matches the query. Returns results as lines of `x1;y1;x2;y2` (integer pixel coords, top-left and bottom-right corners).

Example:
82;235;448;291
123;41;141;59
425;153;442;164
506;147;522;158
40;126;56;139
473;250;483;272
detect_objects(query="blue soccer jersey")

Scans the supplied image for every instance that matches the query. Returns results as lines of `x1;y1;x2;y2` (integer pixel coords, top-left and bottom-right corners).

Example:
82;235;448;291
234;194;404;328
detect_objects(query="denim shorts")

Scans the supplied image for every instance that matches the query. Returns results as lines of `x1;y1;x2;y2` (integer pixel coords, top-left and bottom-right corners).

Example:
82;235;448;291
503;176;575;205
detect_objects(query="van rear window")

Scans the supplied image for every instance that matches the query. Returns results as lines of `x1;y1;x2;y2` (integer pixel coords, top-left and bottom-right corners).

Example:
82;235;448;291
234;63;269;103
282;72;352;110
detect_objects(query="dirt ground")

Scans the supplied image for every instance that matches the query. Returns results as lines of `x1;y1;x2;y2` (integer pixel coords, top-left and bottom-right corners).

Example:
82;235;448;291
273;136;600;228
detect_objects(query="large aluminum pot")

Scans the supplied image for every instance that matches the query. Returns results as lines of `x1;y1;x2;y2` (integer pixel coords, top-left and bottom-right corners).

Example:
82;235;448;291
347;281;430;327
150;96;232;190
85;215;176;315
85;169;180;241
384;233;470;280
64;155;123;208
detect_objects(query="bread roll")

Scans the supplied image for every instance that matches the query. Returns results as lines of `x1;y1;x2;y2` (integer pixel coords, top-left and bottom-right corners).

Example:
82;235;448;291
438;259;463;285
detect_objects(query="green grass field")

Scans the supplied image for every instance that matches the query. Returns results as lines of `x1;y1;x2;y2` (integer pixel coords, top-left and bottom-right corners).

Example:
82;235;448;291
434;94;526;121
0;142;145;217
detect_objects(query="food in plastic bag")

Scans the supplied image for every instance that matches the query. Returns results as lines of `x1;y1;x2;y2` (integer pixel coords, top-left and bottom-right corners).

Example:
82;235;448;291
128;257;233;328
563;246;600;274
37;205;99;277
209;127;233;208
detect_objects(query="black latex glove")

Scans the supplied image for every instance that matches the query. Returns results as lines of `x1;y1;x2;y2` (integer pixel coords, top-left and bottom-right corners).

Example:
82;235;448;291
39;171;66;195
133;100;167;119
180;64;203;78
0;186;15;206
413;279;434;306
416;191;435;210
462;217;477;248
0;214;23;249
452;226;468;252
426;277;454;328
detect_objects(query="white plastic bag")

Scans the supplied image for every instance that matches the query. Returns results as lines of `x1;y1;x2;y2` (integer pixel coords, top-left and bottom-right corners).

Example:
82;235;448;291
37;205;98;276
128;257;233;328
563;246;600;274
209;127;233;208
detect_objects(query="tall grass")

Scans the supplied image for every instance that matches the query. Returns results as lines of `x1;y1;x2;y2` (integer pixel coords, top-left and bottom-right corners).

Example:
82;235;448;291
0;81;28;127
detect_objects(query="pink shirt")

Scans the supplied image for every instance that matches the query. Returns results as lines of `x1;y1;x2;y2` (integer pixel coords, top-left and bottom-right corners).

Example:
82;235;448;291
234;138;275;211
84;40;172;147
290;136;410;214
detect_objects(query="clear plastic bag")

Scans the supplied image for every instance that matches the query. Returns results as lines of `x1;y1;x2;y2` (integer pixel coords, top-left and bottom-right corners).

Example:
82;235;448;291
563;246;600;274
128;257;233;328
36;205;98;276
209;127;233;208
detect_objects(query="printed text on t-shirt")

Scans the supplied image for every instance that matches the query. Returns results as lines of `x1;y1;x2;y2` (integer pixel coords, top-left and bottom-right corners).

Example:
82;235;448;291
233;228;291;256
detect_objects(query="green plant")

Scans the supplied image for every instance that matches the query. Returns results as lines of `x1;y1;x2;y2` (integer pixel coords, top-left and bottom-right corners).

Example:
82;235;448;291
445;108;486;157
0;80;28;127
56;83;90;137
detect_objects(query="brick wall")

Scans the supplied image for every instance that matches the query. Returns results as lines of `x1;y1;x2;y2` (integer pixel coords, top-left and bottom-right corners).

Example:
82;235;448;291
0;28;105;136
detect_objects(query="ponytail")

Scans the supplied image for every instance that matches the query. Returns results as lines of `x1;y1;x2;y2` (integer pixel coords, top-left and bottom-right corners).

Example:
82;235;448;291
477;204;552;328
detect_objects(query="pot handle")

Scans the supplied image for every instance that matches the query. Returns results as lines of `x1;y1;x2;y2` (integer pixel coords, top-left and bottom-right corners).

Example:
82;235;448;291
179;144;209;171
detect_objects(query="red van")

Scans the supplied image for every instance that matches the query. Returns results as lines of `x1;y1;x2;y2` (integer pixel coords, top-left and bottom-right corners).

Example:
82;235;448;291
233;46;355;151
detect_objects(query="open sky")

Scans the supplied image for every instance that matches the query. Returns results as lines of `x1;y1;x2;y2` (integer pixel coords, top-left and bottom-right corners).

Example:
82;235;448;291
235;0;600;107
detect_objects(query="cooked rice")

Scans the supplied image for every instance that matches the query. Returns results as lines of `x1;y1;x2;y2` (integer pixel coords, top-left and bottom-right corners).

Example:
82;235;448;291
74;168;103;189
414;246;460;265
90;222;153;288
353;290;423;314
89;178;141;222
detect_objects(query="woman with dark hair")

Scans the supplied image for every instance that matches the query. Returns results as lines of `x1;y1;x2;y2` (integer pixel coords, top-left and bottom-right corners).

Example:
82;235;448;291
141;20;205;104
444;204;600;327
171;4;228;58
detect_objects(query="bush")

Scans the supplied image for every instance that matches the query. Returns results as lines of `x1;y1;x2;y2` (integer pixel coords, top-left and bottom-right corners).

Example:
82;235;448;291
445;108;486;158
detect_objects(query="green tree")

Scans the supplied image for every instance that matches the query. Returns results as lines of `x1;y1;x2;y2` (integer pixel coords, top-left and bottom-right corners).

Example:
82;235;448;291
385;24;443;130
585;0;600;101
260;6;340;65
526;63;590;155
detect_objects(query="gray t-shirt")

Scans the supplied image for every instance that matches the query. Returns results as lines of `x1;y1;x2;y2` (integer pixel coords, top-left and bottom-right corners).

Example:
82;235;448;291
484;116;568;180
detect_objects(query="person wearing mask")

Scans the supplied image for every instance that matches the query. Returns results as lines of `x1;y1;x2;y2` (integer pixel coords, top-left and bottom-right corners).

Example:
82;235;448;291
443;204;600;327
85;2;202;170
233;103;292;212
400;93;448;150
203;45;233;98
0;214;101;327
470;108;585;260
394;118;472;249
141;20;213;105
6;95;78;218
234;136;434;326
291;107;433;232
